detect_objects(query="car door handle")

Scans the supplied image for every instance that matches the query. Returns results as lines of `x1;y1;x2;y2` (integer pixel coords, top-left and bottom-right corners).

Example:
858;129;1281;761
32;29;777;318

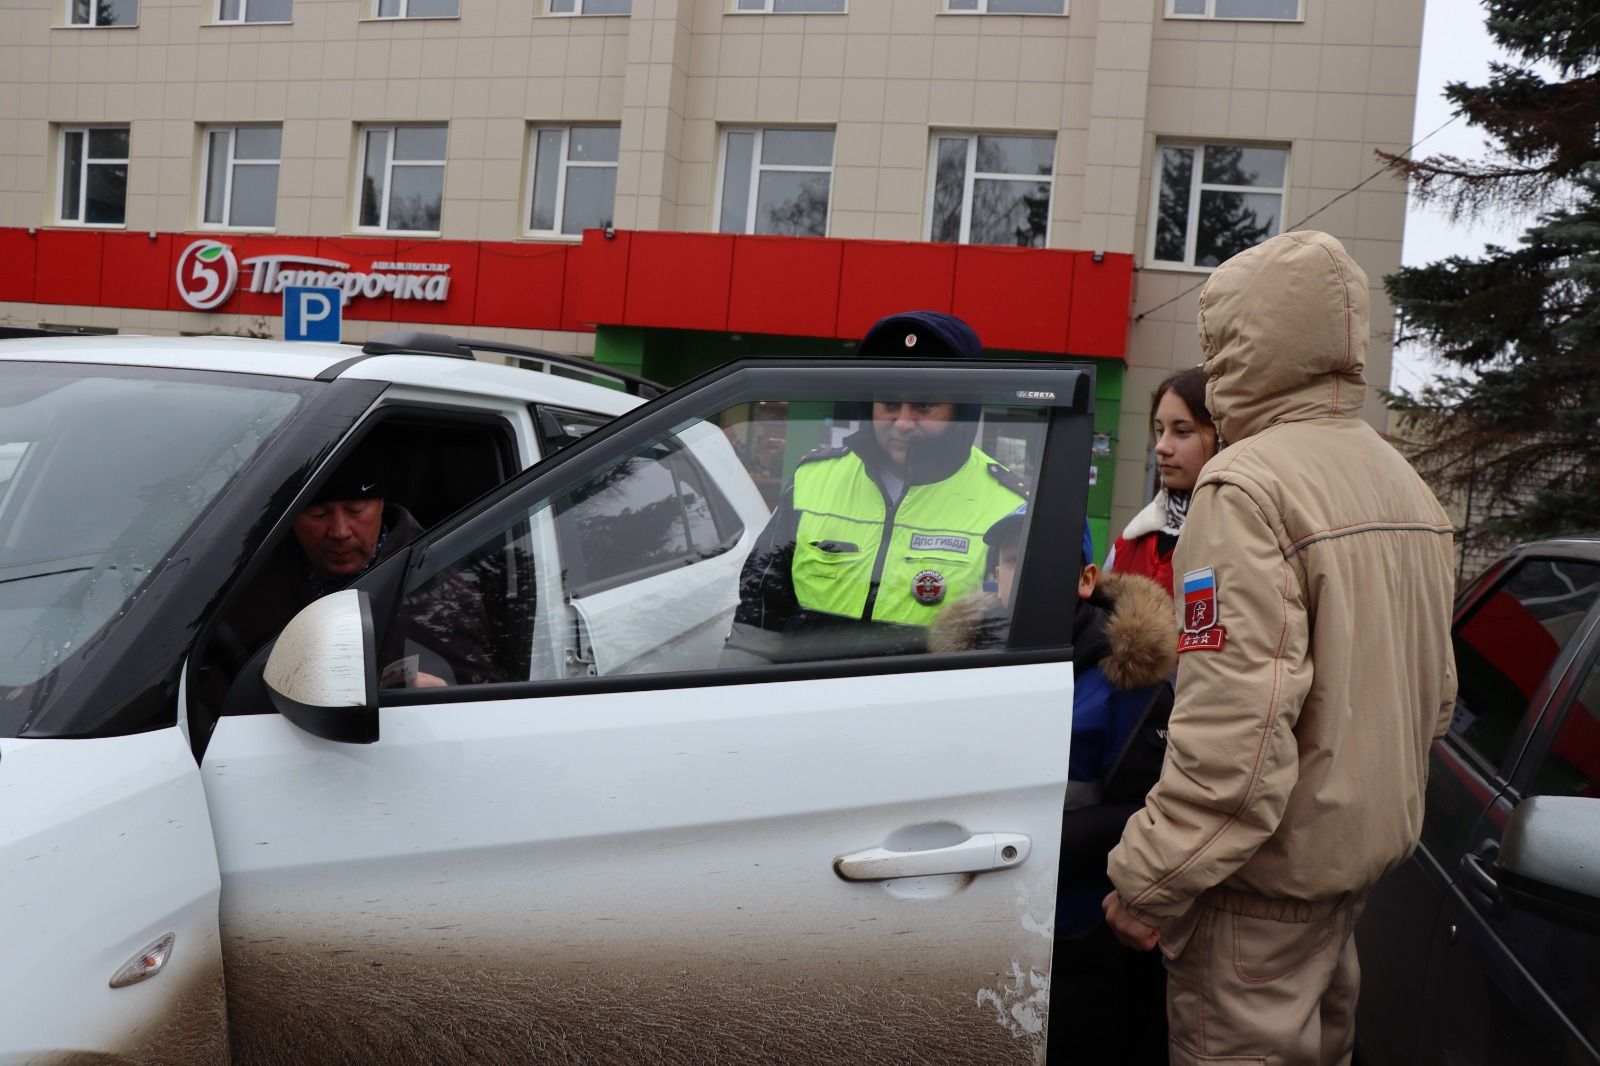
833;833;1031;881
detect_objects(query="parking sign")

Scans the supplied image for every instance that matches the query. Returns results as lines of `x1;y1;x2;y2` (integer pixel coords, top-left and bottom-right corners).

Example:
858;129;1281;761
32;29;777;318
283;286;342;343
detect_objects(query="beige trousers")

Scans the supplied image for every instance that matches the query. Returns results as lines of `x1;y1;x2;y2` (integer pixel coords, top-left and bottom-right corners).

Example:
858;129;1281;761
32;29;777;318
1160;890;1366;1066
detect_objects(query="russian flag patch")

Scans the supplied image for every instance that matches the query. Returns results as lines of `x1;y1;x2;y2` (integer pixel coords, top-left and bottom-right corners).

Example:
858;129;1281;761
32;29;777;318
1178;566;1226;653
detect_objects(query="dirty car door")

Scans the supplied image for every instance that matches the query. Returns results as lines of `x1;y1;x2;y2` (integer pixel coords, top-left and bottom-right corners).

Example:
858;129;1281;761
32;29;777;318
202;358;1092;1065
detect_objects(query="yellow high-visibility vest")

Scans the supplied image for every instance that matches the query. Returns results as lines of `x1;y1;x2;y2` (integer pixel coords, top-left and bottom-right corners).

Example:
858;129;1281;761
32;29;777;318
790;447;1025;626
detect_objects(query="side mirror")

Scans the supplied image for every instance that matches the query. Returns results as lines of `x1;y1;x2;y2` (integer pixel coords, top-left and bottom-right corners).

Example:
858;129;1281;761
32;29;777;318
1497;795;1600;935
263;588;379;744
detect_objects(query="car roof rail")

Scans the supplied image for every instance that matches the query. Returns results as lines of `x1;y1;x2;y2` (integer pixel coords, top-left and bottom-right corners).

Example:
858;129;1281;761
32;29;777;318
361;331;476;360
361;330;666;399
456;338;666;399
0;326;88;340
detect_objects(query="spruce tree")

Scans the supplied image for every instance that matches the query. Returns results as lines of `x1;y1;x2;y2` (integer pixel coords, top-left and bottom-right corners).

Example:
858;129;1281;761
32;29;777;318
1380;0;1600;554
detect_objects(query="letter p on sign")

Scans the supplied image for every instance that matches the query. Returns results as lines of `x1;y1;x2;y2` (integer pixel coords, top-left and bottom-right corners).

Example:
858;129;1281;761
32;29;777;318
284;285;343;343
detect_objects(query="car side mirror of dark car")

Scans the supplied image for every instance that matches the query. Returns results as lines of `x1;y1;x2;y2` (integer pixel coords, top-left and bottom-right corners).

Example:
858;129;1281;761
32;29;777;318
263;589;379;744
1497;795;1600;935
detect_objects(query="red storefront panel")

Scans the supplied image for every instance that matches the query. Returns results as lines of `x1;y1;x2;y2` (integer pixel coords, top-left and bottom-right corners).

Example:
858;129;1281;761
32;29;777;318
317;237;397;322
100;232;174;312
0;229;39;303
622;231;735;332
0;226;1132;358
558;245;587;334
1067;252;1136;358
474;242;570;331
727;236;843;338
571;229;629;329
836;241;958;338
952;245;1075;354
382;240;480;327
34;229;105;307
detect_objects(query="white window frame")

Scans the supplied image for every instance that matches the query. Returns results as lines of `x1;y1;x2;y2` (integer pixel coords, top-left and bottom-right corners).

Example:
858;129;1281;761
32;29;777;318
1164;0;1303;21
943;0;1067;13
57;125;130;227
1145;141;1289;271
372;0;459;18
546;0;631;13
354;124;448;235
215;0;292;23
923;131;1056;247
714;127;836;237
729;0;848;13
200;125;281;231
66;0;137;26
525;125;620;238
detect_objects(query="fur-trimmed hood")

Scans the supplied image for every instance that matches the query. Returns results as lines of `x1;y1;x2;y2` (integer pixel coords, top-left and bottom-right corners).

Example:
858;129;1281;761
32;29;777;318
1093;571;1177;691
926;571;1176;689
926;590;1008;654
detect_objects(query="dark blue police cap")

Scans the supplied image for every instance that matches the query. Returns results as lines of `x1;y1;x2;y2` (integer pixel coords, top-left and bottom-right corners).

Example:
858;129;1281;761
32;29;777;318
858;310;984;361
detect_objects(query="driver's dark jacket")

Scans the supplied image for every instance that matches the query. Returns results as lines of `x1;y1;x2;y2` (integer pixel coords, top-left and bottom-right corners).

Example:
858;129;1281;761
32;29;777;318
224;505;495;686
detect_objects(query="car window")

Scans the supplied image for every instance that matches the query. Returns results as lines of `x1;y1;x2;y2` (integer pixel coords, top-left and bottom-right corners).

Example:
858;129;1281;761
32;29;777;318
556;437;742;593
535;405;610;453
1528;653;1600;799
201;408;521;716
1448;558;1600;774
384;380;1063;690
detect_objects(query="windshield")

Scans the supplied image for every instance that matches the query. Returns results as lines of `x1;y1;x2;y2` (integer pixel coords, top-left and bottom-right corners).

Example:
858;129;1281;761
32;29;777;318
0;365;302;688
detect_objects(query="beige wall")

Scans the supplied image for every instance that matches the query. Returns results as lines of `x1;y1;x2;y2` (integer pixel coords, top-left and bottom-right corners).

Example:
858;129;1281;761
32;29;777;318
0;0;1424;529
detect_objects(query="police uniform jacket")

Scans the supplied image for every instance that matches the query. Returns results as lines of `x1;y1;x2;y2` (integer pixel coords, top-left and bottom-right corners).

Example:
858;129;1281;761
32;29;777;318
730;422;1024;659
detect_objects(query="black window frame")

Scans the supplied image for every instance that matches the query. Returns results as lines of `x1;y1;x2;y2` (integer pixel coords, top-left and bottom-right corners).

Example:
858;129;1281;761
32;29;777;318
374;357;1094;707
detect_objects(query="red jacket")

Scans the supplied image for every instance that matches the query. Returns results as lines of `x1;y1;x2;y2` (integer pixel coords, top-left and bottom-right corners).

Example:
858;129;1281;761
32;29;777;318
1105;494;1177;596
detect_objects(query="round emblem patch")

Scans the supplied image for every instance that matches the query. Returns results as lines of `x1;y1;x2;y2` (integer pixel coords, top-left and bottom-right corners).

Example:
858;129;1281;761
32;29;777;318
912;568;946;606
904;332;918;347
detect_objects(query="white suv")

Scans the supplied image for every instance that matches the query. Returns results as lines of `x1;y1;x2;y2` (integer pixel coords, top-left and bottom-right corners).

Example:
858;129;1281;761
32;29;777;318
0;334;1095;1065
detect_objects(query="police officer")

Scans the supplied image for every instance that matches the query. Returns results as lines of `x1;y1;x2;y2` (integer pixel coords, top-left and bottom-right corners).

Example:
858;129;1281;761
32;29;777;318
726;310;1026;663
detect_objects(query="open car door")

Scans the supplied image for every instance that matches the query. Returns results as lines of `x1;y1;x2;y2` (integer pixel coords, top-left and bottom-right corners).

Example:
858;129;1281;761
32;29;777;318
202;357;1093;1065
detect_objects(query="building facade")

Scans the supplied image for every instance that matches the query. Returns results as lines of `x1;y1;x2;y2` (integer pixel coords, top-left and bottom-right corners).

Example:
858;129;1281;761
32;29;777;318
0;0;1424;545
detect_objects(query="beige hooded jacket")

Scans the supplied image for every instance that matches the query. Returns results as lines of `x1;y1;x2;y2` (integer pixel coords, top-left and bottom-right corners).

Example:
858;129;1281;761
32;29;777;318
1106;230;1458;929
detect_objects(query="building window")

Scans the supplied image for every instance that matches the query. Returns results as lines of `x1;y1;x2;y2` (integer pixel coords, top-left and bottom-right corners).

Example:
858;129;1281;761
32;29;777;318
68;0;137;25
945;0;1065;12
59;127;129;225
357;125;447;234
717;128;835;238
528;126;619;236
202;126;281;229
548;0;631;12
1166;0;1301;19
927;133;1055;248
1150;143;1287;269
374;0;458;17
731;0;846;12
217;0;291;21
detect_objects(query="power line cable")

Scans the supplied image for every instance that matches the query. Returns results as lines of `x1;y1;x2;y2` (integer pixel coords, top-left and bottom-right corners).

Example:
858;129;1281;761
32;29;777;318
1133;113;1463;322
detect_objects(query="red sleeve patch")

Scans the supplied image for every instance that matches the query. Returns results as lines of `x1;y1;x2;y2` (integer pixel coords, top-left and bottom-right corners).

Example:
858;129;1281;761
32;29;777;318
1177;627;1227;654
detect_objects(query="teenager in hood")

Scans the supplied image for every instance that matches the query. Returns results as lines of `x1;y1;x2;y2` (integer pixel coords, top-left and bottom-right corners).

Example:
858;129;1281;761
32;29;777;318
1103;231;1457;1066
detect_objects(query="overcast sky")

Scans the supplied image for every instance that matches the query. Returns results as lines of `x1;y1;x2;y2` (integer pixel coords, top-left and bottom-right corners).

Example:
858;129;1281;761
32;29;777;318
1391;0;1536;392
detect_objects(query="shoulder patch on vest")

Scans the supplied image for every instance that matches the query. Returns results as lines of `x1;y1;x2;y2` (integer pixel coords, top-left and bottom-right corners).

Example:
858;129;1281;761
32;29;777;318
987;462;1028;498
796;445;851;466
